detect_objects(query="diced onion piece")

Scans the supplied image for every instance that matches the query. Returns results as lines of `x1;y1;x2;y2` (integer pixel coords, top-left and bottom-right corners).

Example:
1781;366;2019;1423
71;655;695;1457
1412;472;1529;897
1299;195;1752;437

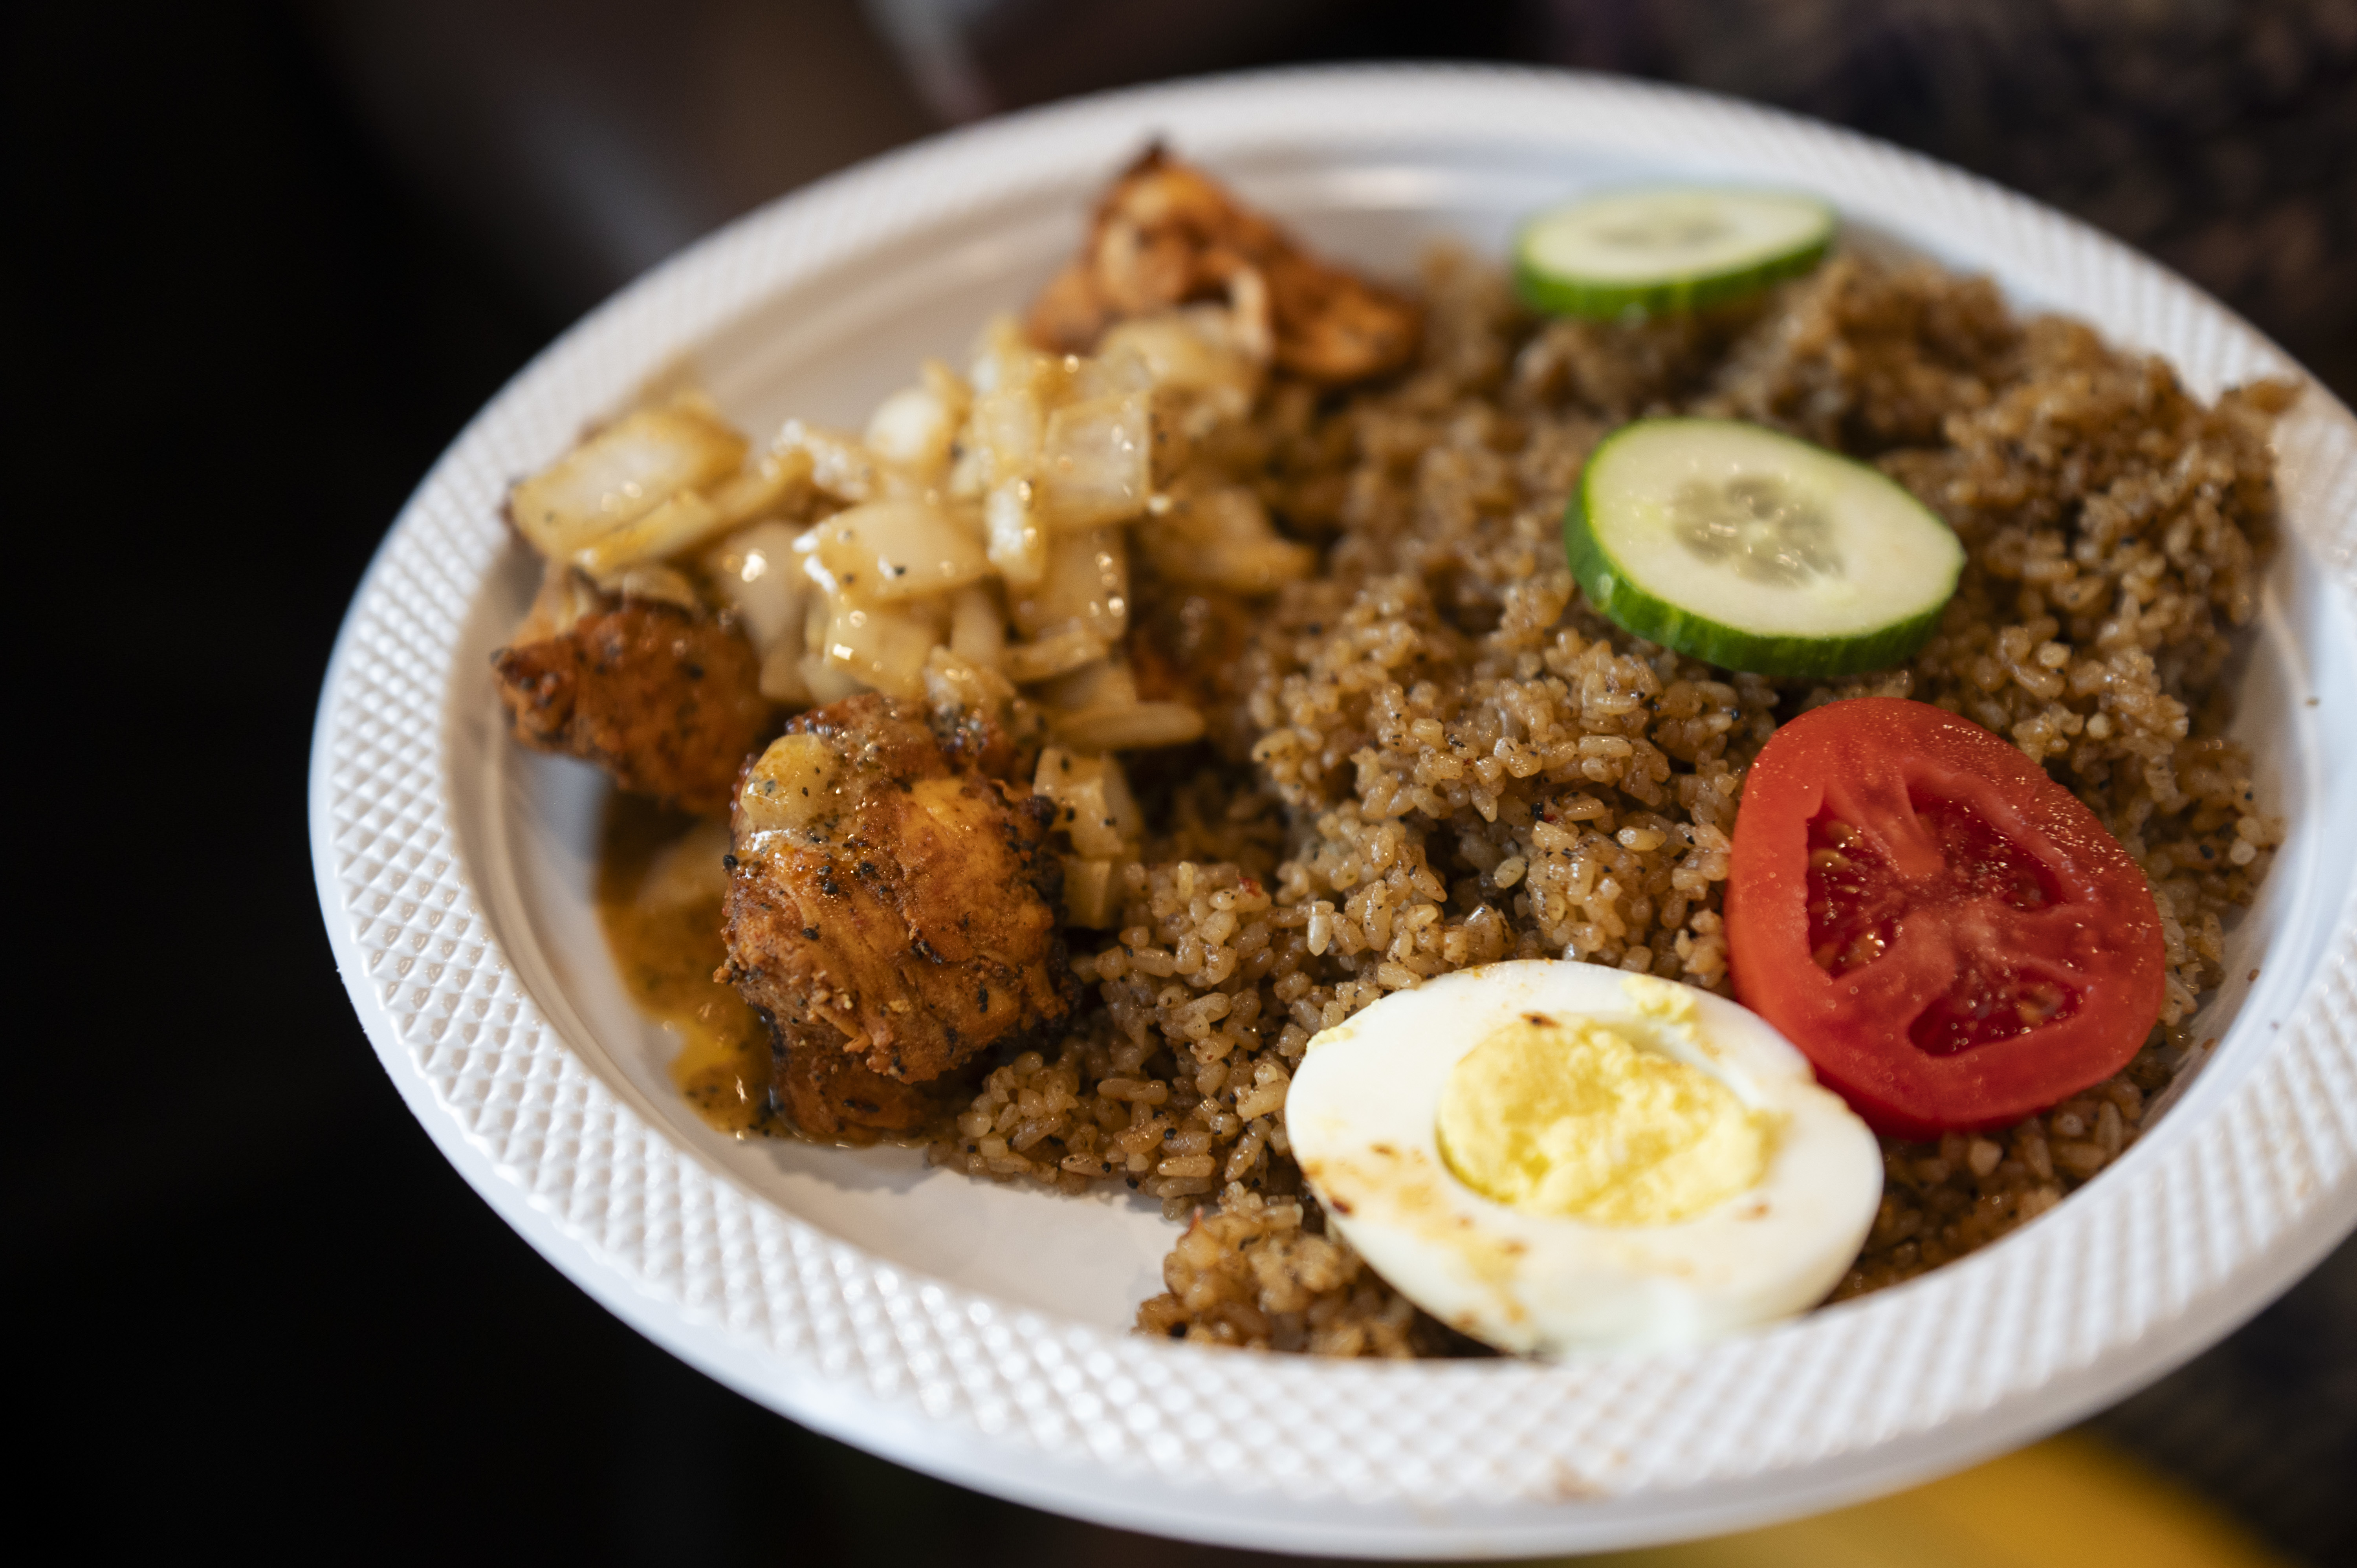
1052;702;1206;754
1034;747;1142;856
759;639;812;706
510;401;746;557
515;559;601;643
709;445;815;528
1036;393;1151;529
971;384;1045;485
1010;528;1128;641
944;435;990;501
947;584;1006;670
1142;487;1317;594
968;312;1049;397
606;562;701;610
1036;656;1137;714
866;384;962;479
1098;307;1263;410
1060;855;1128;928
985;479;1047;586
706;521;808;652
1063;346;1156;404
922;356;973;407
809;500;992;602
740;733;842;834
573;487;724;579
922;646;1017;724
1003;626;1111;684
817;597;944;699
799;652;865;705
776;419;877;502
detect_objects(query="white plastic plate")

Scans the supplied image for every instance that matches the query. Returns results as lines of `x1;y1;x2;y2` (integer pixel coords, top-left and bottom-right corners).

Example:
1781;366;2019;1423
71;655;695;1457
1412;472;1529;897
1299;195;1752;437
310;66;2357;1558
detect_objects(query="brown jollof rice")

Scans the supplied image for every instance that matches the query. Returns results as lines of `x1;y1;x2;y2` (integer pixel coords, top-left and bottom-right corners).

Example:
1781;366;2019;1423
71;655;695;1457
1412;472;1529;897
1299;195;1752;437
928;247;2292;1354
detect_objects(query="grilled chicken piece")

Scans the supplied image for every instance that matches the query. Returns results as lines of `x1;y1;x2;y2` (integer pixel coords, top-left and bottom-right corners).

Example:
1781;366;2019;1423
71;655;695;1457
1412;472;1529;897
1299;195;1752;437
769;1017;961;1140
723;694;1069;1084
1026;147;1420;386
494;599;779;817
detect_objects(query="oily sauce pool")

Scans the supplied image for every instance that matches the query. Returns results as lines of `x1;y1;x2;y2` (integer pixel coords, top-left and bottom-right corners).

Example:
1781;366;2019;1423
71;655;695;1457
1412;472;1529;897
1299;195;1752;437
595;794;777;1136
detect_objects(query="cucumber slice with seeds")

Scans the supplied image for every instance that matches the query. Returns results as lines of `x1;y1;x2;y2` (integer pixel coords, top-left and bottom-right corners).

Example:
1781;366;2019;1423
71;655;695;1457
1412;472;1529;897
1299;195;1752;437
1516;188;1835;320
1565;419;1963;678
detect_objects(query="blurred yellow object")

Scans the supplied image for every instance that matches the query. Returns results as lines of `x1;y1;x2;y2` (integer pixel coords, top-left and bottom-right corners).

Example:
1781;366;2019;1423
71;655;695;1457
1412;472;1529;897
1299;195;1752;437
1571;1434;2287;1568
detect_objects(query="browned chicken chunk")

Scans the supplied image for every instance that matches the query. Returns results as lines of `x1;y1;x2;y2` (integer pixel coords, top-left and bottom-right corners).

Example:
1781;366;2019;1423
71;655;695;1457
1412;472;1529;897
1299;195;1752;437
722;694;1070;1084
769;1017;961;1139
494;599;779;816
1026;147;1421;386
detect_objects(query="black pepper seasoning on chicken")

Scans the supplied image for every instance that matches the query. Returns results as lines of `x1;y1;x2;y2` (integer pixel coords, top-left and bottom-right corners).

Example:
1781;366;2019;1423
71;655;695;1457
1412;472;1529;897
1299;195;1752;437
720;694;1070;1099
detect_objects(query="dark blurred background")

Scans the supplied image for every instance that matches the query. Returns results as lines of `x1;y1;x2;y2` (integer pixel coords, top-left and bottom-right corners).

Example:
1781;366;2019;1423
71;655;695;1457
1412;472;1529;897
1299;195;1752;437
11;1;2353;1562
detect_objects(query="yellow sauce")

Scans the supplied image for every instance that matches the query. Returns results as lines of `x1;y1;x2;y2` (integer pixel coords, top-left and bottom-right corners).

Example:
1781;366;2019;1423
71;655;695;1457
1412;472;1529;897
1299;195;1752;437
596;793;779;1137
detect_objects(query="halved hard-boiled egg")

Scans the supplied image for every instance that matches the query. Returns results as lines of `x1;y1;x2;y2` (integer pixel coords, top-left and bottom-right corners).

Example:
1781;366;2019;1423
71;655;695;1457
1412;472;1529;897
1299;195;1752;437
1287;960;1882;1356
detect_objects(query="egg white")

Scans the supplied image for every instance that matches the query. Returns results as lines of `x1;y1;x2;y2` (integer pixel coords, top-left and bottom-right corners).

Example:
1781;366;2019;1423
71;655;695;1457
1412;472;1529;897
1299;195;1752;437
1286;959;1883;1356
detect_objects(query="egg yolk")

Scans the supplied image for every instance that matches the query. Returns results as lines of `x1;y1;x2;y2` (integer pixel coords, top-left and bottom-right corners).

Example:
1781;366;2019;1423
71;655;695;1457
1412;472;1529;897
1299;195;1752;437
1435;1012;1772;1226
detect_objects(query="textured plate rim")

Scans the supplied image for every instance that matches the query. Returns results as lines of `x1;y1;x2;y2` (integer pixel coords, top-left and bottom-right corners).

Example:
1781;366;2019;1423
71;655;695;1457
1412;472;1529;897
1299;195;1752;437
308;64;2357;1557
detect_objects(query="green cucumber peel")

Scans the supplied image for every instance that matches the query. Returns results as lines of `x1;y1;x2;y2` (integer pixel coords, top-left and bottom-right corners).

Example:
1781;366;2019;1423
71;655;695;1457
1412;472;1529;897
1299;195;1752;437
1515;188;1836;321
1563;418;1962;679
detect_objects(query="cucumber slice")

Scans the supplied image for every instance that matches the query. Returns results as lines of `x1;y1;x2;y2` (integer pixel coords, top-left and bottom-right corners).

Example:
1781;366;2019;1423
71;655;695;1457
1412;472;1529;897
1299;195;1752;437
1565;418;1963;678
1516;189;1835;320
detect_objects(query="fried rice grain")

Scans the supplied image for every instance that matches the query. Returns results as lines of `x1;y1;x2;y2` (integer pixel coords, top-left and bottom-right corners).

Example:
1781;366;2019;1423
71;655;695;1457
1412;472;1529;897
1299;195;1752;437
927;247;2291;1354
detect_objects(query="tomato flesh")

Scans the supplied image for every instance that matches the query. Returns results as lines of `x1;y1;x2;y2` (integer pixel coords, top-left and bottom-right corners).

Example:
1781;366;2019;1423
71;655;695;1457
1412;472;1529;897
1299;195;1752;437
1726;698;2165;1138
1809;796;2078;1056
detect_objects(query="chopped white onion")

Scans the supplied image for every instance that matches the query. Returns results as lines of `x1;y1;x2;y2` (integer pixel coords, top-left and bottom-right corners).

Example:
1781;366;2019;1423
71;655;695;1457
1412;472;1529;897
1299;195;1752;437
510;401;745;557
708;445;815;528
1051;702;1206;754
1010;528;1128;641
775;419;877;502
1099;305;1263;411
518;558;601;642
572;488;722;579
606;562;701;610
1063;345;1156;404
798;652;865;705
1033;747;1143;855
739;733;841;833
984;478;1047;586
1141;486;1316;594
971;383;1045;484
816;596;946;699
1002;626;1111;684
707;521;809;652
922;646;1017;724
808;500;992;603
1058;856;1128;928
967;313;1044;397
1036;656;1138;713
1036;393;1151;529
865;385;961;478
758;639;813;706
506;305;1305;755
947;584;1006;670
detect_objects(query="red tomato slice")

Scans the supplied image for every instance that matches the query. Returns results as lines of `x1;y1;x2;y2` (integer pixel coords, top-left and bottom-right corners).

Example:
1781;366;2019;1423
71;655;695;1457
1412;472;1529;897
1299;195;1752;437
1725;697;2165;1139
